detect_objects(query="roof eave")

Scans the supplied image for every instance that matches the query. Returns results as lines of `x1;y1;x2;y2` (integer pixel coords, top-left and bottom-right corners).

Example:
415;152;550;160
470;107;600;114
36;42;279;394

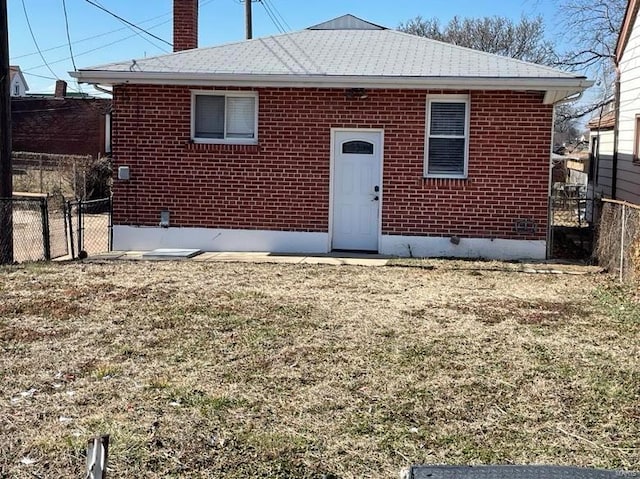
616;0;640;62
70;70;592;102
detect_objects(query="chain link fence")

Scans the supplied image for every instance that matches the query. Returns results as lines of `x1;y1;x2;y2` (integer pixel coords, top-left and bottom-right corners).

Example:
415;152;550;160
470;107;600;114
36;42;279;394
595;199;640;283
12;152;111;200
0;195;68;263
0;195;111;264
48;192;69;259
550;183;590;227
67;197;112;258
549;183;594;259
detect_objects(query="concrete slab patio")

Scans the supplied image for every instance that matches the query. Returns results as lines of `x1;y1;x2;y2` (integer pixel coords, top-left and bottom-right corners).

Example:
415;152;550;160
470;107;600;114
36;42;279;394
85;250;605;275
90;250;392;267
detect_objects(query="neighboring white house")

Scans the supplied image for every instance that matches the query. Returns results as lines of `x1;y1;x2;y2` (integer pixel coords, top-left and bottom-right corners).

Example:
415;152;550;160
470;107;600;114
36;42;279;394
604;0;640;204
9;66;28;97
587;104;615;200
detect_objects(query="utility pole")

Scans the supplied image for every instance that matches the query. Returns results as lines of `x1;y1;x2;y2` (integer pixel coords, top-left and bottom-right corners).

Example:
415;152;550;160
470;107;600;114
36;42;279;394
0;0;13;264
245;0;252;40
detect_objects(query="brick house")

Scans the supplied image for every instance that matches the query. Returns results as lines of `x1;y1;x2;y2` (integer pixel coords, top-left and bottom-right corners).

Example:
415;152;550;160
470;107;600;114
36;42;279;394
71;3;591;259
11;80;111;157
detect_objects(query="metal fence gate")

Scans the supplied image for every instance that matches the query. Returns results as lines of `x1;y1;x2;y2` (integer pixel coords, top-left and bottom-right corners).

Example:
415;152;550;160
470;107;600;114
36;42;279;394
549;183;594;259
0;194;69;263
0;195;111;264
67;197;112;259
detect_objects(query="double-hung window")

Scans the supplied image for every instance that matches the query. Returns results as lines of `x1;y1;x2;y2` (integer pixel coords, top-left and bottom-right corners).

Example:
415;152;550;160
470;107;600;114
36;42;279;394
425;94;470;178
191;91;258;144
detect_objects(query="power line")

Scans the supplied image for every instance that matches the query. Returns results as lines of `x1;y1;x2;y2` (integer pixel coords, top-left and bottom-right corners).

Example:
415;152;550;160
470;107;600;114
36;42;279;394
19;71;83;93
62;0;84;93
21;19;169;73
258;0;285;33
15;0;218;65
21;71;57;80
83;0;173;49
21;0;59;79
90;0;169;53
264;0;290;31
20;0;219;76
12;10;173;61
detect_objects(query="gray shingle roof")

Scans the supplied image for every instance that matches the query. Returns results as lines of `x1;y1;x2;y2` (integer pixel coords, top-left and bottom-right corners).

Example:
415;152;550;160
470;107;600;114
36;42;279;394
71;14;590;101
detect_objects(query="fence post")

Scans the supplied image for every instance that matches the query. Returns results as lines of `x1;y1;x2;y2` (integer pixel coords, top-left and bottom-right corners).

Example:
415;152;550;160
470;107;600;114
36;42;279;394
620;204;626;283
40;197;51;261
77;199;83;255
108;195;113;252
0;198;12;264
66;200;75;259
85;434;109;479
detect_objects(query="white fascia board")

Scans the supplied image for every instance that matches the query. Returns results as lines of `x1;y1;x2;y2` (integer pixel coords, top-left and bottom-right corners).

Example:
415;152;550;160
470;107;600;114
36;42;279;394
70;70;593;95
543;89;584;104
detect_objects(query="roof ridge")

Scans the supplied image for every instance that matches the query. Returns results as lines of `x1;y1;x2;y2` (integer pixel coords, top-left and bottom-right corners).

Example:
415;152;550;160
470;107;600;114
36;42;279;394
97;28;578;79
307;14;386;31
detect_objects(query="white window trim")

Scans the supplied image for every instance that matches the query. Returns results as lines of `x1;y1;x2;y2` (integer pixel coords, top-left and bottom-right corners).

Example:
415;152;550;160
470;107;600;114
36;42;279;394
190;90;258;145
424;94;470;179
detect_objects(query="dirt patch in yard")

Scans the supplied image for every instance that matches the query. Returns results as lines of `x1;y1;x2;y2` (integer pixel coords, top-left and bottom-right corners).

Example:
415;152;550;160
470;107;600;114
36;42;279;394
0;260;638;478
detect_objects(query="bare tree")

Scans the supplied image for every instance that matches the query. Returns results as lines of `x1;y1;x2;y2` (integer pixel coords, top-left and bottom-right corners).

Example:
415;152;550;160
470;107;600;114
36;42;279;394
398;4;627;141
399;14;573;142
556;0;626;116
399;15;558;65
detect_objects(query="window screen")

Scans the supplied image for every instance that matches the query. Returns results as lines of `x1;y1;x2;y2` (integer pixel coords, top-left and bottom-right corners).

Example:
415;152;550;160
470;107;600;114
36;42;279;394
426;99;468;177
195;95;224;139
193;93;257;142
226;97;255;139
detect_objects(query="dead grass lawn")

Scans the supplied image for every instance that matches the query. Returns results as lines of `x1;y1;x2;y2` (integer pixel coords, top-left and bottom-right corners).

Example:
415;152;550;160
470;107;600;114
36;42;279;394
0;259;639;478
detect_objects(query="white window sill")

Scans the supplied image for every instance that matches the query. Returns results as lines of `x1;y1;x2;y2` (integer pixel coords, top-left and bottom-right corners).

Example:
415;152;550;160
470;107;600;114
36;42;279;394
191;138;258;146
423;174;468;180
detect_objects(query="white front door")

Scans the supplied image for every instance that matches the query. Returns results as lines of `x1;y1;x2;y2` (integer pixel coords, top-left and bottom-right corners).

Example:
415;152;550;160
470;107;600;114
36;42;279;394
331;130;382;251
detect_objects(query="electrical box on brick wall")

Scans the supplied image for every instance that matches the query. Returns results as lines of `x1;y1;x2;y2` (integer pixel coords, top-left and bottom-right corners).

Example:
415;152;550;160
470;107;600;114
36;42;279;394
118;166;130;180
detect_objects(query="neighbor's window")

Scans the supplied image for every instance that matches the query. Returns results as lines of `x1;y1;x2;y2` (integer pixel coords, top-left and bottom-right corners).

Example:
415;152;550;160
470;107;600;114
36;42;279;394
192;91;257;144
424;95;470;178
634;115;640;164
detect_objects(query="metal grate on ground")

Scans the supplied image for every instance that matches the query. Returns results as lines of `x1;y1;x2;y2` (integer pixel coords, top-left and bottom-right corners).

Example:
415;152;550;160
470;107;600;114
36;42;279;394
409;465;640;479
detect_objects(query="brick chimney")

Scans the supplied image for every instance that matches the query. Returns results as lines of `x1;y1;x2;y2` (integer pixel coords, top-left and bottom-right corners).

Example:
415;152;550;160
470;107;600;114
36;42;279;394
54;80;67;98
173;0;198;52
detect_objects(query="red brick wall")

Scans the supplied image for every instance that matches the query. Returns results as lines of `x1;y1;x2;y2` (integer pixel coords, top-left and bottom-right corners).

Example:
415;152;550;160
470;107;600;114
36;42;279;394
11;97;110;157
173;0;198;51
112;86;552;240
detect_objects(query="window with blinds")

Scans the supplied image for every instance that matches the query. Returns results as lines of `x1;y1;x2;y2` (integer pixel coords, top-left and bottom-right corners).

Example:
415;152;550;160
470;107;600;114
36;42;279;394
192;91;257;143
425;96;469;178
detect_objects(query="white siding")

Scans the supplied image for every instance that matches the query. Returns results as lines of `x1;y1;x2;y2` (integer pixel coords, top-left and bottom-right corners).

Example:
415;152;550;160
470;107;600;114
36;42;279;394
10;76;26;97
590;129;614;197
617;11;640;204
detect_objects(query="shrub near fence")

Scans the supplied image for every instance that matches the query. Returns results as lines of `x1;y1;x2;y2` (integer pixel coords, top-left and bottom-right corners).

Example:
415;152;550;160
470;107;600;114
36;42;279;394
12;152;112;200
595;199;640;283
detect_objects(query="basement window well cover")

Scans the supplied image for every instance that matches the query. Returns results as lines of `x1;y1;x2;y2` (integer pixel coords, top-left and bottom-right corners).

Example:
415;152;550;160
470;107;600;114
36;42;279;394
408;465;640;479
